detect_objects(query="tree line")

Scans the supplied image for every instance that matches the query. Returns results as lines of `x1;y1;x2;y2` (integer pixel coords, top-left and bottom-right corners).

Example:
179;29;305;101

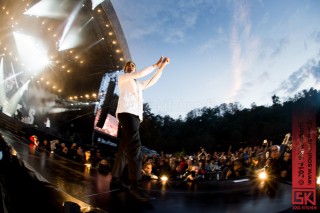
138;88;319;155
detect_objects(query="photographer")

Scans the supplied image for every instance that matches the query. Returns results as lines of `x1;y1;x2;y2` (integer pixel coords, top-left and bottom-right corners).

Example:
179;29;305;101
184;165;204;182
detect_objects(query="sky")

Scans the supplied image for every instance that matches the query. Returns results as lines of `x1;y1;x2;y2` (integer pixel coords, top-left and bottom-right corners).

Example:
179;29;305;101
110;0;320;119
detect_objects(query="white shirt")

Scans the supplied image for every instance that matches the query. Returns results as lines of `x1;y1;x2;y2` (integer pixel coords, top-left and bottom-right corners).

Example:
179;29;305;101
116;65;162;122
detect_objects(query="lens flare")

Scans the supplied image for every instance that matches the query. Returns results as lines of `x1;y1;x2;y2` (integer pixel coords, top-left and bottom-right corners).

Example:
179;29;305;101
258;171;267;180
160;175;168;182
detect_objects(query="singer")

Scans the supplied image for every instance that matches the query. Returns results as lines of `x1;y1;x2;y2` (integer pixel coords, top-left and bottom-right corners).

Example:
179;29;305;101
111;56;170;201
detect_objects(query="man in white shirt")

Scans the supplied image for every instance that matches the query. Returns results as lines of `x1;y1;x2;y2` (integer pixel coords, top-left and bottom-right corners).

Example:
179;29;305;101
111;56;170;201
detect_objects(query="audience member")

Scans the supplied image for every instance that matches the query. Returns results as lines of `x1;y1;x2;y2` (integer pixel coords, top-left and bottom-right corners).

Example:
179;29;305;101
265;145;283;179
97;159;111;175
142;162;158;180
39;139;50;152
224;160;247;179
279;151;292;181
197;147;209;161
91;150;104;168
184;165;205;182
29;135;39;147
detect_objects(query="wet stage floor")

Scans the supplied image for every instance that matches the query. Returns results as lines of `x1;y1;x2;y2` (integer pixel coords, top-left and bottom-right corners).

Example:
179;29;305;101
1;129;297;213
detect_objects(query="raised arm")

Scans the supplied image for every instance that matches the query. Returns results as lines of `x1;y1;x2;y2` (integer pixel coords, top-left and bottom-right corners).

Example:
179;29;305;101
142;57;170;89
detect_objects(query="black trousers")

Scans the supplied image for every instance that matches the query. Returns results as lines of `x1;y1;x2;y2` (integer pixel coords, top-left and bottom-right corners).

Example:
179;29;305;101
111;113;142;185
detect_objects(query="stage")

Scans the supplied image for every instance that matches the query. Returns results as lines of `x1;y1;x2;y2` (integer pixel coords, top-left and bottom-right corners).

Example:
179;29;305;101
1;129;296;213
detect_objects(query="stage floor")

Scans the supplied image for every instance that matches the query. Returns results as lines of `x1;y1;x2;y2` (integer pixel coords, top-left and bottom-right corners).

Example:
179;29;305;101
1;129;295;213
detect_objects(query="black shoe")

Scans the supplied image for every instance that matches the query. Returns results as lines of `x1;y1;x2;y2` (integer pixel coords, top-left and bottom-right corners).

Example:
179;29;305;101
129;187;155;202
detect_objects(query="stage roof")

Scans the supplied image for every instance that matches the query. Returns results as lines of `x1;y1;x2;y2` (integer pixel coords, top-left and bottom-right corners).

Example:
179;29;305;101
0;0;130;101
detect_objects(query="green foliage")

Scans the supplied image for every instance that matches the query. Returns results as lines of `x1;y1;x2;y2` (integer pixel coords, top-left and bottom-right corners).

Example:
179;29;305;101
140;88;320;154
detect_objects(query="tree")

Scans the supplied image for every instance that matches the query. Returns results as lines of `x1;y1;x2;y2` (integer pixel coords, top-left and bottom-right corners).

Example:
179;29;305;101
272;95;281;106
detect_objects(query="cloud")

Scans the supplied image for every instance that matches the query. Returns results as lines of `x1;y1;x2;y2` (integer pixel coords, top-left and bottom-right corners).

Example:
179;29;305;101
159;8;200;43
114;0;222;44
228;0;259;102
164;29;186;43
273;56;320;94
197;37;224;53
258;12;269;26
311;30;320;43
257;71;270;82
310;60;320;83
270;36;290;58
196;27;228;53
305;30;320;51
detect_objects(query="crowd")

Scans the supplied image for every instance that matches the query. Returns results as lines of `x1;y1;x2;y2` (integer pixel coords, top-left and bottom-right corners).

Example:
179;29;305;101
140;134;293;182
28;135;112;173
27;132;295;184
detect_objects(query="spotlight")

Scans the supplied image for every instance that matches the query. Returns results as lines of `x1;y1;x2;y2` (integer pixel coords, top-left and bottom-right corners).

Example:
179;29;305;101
84;163;91;169
257;169;267;180
160;175;168;182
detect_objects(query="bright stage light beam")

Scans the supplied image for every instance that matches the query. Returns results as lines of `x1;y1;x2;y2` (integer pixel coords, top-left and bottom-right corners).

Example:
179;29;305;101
78;17;94;33
48;108;81;113
24;0;71;19
58;1;83;51
82;38;104;52
13;32;50;74
11;62;19;89
0;57;6;107
58;28;83;51
2;80;30;116
2;71;23;85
